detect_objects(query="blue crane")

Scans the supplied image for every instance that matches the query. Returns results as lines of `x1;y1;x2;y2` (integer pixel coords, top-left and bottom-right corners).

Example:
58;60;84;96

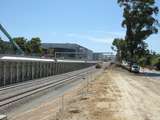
0;23;24;55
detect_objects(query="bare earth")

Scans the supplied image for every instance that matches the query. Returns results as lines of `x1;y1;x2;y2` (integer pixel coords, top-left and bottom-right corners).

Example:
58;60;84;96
10;67;160;120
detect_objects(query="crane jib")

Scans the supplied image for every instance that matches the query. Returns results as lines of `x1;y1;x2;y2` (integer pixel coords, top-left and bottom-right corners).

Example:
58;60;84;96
0;24;24;55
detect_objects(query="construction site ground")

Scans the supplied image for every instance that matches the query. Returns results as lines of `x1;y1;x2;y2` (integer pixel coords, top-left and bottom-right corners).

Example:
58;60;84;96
10;66;160;120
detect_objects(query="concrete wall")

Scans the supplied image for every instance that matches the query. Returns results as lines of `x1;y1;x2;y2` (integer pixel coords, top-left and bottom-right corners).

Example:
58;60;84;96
0;60;95;87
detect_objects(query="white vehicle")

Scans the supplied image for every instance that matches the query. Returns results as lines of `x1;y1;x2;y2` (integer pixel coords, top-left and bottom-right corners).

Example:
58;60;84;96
131;64;140;73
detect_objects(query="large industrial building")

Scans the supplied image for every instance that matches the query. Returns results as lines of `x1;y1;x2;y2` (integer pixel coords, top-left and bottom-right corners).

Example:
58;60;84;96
42;43;93;60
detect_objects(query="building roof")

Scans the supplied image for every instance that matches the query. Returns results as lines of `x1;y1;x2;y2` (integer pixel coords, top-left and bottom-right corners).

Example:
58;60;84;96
42;43;92;52
42;43;78;49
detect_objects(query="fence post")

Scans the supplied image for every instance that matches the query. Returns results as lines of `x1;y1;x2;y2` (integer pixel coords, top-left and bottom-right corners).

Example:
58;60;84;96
10;62;13;84
16;62;19;83
3;62;6;86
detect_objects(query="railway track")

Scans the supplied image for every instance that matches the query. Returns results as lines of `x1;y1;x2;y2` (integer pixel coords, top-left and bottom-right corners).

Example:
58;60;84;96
0;67;98;108
0;67;95;98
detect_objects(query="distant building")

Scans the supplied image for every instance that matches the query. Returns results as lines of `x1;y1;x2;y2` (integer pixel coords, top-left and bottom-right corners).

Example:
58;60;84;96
93;53;104;61
42;43;93;60
93;52;115;61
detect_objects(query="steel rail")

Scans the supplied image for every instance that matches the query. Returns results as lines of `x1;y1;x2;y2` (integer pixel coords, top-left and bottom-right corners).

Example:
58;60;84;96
0;68;96;107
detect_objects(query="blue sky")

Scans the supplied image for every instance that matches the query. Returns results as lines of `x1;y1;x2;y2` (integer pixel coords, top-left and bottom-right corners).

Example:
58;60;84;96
0;0;160;53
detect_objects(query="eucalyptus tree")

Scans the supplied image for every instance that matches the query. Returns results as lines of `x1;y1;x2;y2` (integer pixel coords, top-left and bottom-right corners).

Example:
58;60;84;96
112;38;128;62
117;0;159;63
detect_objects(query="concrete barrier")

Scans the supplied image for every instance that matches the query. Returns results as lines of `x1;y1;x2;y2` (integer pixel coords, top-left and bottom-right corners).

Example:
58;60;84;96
0;115;7;120
0;57;96;87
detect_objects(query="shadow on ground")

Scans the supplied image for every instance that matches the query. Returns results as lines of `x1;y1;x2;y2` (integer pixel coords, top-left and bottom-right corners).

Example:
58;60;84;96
143;72;160;77
133;72;160;78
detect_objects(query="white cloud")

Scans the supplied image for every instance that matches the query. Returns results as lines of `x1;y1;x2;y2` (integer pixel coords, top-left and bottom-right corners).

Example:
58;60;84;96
88;37;114;44
64;31;125;44
52;32;57;35
106;31;125;37
66;33;77;37
89;30;125;37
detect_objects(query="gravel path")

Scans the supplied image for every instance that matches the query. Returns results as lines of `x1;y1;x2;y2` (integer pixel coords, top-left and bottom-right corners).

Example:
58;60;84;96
54;67;160;120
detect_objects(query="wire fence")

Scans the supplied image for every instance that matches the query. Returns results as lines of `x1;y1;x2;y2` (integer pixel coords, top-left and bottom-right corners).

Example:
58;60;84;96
53;69;104;120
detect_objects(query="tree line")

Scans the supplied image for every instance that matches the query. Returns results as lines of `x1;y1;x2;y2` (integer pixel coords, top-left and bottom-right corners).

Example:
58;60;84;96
112;0;160;69
0;37;44;56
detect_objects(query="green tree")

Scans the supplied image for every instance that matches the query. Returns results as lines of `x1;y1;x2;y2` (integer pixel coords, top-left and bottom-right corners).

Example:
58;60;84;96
117;0;159;63
112;38;128;61
0;37;5;53
13;37;27;52
27;37;42;55
155;58;160;70
0;37;12;54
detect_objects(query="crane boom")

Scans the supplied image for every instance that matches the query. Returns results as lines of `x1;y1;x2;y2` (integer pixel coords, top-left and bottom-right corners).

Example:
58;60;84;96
0;24;24;54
